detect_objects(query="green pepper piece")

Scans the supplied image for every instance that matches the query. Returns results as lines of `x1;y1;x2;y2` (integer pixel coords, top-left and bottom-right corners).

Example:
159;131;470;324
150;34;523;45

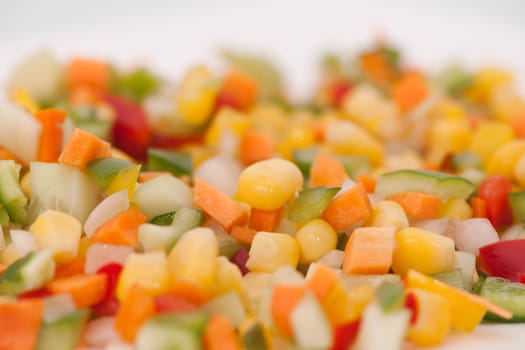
147;149;193;178
150;211;177;226
87;157;136;190
376;281;405;312
288;187;340;223
0;160;28;225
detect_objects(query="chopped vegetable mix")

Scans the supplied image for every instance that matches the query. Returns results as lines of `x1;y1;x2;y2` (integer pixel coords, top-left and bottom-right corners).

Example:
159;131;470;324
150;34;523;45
1;42;525;350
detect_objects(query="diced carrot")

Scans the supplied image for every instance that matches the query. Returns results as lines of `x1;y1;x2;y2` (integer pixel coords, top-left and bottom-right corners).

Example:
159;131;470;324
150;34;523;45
0;263;5;276
356;172;377;193
203;315;241;350
306;264;338;302
388;191;442;220
171;278;211;306
309;153;347;188
471;196;487;218
310;120;327;142
359;51;395;83
138;171;173;183
249;207;283;232
321;183;373;231
69;85;102;106
239;130;276;165
55;257;86;279
0;299;43;350
218;70;258;111
35;108;67;163
271;285;306;337
392;72;429;113
46;273;108;308
66;58;110;92
342;226;395;274
90;209;147;249
510;112;525;138
114;284;157;342
193;177;249;232
230;225;257;245
58;128;111;169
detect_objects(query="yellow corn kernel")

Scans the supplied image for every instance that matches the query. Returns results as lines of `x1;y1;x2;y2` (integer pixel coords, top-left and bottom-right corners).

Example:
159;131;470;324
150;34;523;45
176;65;217;127
167;227;218;302
392;227;456;276
489;85;525;121
346;284;376;317
246;232;299;273
427;119;471;165
295;219;337;264
466;67;512;104
513;153;525;187
325;119;384;166
1;243;21;266
406;288;451;346
485;140;525;178
214;256;250;309
406;270;486;332
322;280;358;325
30;210;82;264
364;200;409;231
438;100;467;120
236;158;303;210
106;164;141;200
438;197;473;220
278;126;315;160
12;89;39;113
205;108;251;145
250;102;289;139
116;251;170;301
469;120;514;161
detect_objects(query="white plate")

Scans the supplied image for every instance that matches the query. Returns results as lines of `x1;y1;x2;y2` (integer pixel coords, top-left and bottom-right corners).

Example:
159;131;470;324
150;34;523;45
1;0;525;349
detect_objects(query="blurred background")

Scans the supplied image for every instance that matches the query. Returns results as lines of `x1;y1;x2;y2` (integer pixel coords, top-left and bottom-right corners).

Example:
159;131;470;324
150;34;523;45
1;0;524;98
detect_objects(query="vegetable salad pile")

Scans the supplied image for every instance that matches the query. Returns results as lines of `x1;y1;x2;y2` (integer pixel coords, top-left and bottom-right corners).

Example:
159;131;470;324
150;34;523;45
1;43;525;350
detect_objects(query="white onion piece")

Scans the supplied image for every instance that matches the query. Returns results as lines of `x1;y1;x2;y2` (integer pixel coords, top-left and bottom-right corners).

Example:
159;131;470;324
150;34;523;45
85;244;133;274
84;190;129;238
412;217;453;237
454;218;499;255
195;155;242;196
9;229;37;256
317;249;345;269
43;294;76;323
84;317;123;347
334;178;356;199
218;129;239;158
500;224;525;241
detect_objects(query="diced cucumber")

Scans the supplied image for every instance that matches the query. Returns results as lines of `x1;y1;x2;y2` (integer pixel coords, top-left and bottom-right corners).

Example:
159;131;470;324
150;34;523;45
287;187;340;223
240;319;269;350
292;148;317;179
36;309;89;350
508;191;525;222
216;226;247;258
136;312;208;350
147;148;193;177
0;249;55;295
376;281;405;312
340;274;401;291
202;291;247;327
0;205;10;227
455;251;477;291
375;169;475;201
133;175;193;219
29;162;101;224
431;268;465;290
450;151;483;171
86;157;136;190
479;277;525;322
139;208;205;252
0;160;29;225
339;154;371;179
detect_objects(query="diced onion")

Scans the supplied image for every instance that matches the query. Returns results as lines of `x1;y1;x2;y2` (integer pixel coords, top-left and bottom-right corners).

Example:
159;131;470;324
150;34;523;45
412;217;453;237
195;155;242;196
84;317;123;347
85;243;133;274
43;294;76;323
454;218;499;255
500;224;525;241
317;249;345;269
84;190;129;237
9;229;37;256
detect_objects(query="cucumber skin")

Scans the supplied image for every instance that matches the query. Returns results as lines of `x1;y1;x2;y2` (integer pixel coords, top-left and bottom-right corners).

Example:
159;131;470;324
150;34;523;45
36;310;89;350
508;191;525;222
479;277;525;323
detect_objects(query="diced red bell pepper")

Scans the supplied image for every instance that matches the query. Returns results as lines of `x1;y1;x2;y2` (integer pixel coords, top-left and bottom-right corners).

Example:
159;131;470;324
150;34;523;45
103;95;151;160
331;318;360;350
329;80;352;108
404;291;419;325
479;240;525;282
17;288;51;299
476;176;513;228
154;293;197;313
518;272;525;284
91;263;123;316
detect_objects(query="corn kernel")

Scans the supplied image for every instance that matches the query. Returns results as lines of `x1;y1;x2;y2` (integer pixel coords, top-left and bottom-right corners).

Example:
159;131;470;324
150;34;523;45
278;126;315;160
438;197;472;220
392;227;456;276
214;256;249;309
489;85;525;121
237;158;303;211
30;210;82;264
346;284;376;317
205;108;251;145
469;120;514;161
167;227;218;303
296;219;337;264
176;65;217;126
466;67;512;104
427;119;471;165
514;153;525;187
485;140;525;178
246;232;299;273
116;251;170;301
364;200;409;231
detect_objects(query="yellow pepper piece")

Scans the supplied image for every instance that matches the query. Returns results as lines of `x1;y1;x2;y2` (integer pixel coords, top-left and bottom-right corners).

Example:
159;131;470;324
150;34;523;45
106;164;141;200
438;197;473;220
485;140;525;178
469;120;514;161
12;89;39;113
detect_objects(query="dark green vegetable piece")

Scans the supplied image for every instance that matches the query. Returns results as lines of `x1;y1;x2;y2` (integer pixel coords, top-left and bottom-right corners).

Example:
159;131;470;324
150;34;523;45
147;149;192;178
376;281;405;312
86;157;136;189
431;268;465;290
150;211;176;226
288;187;340;223
112;68;160;103
292;148;317;180
0;160;29;225
479;277;525;322
450;151;483;172
36;310;89;350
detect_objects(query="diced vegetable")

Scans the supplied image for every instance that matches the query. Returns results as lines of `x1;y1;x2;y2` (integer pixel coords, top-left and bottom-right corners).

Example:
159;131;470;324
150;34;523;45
288;187;340;223
479;240;525;282
0;250;55;295
478;277;525;322
0;160;29;224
